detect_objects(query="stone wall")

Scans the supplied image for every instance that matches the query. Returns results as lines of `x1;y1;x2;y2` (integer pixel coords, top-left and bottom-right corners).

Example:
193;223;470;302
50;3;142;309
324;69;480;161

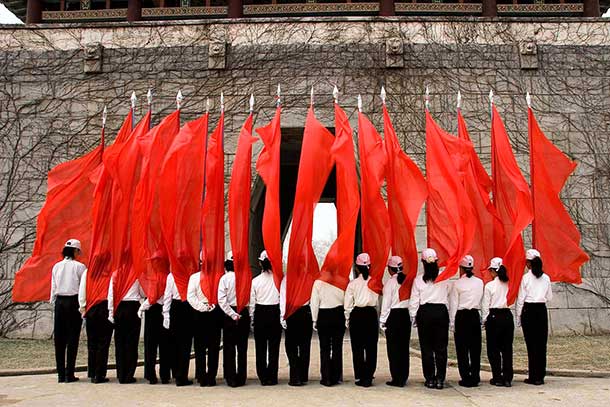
1;17;609;338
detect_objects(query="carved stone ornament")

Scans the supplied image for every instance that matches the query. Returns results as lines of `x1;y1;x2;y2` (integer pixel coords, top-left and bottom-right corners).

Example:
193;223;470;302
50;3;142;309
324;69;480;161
208;41;226;70
385;37;404;68
83;43;103;74
519;41;538;70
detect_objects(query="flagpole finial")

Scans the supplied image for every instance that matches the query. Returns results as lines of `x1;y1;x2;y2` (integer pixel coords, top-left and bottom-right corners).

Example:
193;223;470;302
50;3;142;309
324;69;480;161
332;85;339;104
357;94;363;112
380;86;386;105
310;86;314;108
489;89;494;106
276;84;281;107
457;90;462;110
102;105;107;128
249;94;255;112
424;86;430;111
147;89;153;106
130;91;137;109
176;90;183;110
526;92;532;108
206;97;210;114
220;91;225;112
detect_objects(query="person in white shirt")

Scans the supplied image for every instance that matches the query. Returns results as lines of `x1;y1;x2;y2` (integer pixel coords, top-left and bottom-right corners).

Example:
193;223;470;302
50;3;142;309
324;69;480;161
280;274;312;386
250;250;282;386
107;273;145;384
517;249;553;386
187;268;220;387
344;253;379;388
50;239;86;383
449;255;484;388
78;268;113;384
482;257;514;387
409;248;450;390
380;256;410;388
311;278;345;387
162;271;194;387
218;252;249;387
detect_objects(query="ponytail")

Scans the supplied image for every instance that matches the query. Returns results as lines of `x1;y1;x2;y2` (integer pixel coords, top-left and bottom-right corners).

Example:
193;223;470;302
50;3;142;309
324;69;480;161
260;258;272;273
355;264;370;281
62;247;76;259
224;259;234;272
396;272;406;285
465;268;474;278
496;265;509;282
530;257;544;278
422;261;439;283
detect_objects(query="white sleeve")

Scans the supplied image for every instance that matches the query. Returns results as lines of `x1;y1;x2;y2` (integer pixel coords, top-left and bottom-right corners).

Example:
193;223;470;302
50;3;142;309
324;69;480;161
379;280;393;324
162;275;173;323
49;265;57;304
482;285;491;323
279;277;287;323
249;281;256;320
408;279;421;320
310;281;321;323
186;275;199;310
516;277;526;318
546;278;553;303
107;276;114;319
78;269;87;309
449;282;458;327
218;276;238;319
343;282;354;321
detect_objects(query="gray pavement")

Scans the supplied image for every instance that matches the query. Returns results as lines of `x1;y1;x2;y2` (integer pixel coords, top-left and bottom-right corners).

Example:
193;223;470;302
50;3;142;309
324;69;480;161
0;337;608;406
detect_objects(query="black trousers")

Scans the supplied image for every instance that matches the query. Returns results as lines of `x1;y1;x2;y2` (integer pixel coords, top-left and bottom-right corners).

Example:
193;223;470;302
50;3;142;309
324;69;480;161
454;309;481;384
114;301;141;383
193;307;222;384
486;308;514;383
522;303;548;382
223;308;250;387
285;305;312;385
144;303;171;383
416;303;449;382
169;300;193;385
85;300;113;381
386;308;411;385
253;304;282;384
349;306;378;384
54;295;82;380
317;306;345;385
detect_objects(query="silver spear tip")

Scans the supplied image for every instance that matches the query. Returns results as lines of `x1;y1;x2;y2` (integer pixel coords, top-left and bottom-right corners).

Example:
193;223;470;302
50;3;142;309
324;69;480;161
380;86;386;105
130;91;137;109
332;85;339;104
147;89;153;106
357;94;363;112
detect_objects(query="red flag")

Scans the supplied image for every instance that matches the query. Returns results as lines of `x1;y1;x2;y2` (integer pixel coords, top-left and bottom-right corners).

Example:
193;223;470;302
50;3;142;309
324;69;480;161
200;113;225;305
425;111;475;282
87;111;138;311
457;110;502;282
12;130;106;302
319;103;360;291
159;113;208;301
384;105;427;300
255;107;283;290
285;107;335;318
229;113;257;313
357;110;390;295
529;107;589;283
491;105;533;305
129;110;180;304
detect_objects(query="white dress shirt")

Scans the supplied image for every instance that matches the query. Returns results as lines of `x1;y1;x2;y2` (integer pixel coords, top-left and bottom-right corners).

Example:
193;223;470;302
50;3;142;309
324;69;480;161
449;275;484;327
78;269;88;310
187;272;215;313
310;280;345;323
162;273;182;324
344;275;379;320
516;271;553;318
481;277;509;323
379;274;409;324
249;271;280;318
107;276;145;318
408;274;450;319
50;257;86;304
218;271;239;319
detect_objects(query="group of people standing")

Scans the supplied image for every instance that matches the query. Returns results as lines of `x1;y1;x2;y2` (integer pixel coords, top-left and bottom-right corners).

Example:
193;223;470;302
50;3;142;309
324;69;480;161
51;238;552;389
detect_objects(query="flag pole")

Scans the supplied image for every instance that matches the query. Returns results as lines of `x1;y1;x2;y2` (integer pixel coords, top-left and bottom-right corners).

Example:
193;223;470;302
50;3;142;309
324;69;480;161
490;89;498;209
424;86;430;247
527;92;536;246
200;96;210;271
310;86;314;109
101;106;107;153
380;86;386;106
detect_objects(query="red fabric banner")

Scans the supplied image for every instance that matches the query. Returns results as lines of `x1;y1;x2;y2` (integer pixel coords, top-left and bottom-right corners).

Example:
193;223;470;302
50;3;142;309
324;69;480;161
457;110;502;282
285;107;335;318
86;111;139;311
425;111;475;282
357;111;390;295
12;130;107;302
129;110;180;304
255;107;284;290
200;113;225;305
319;103;360;291
491;105;533;305
384;105;428;300
159;113;208;301
529;108;589;283
229;114;257;312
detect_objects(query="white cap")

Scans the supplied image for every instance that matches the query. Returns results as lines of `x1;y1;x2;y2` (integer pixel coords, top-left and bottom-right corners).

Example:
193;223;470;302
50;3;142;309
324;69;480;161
459;255;474;268
64;239;81;250
258;250;268;261
526;249;541;261
421;248;438;263
387;256;403;268
355;253;371;266
226;251;233;261
488;257;503;270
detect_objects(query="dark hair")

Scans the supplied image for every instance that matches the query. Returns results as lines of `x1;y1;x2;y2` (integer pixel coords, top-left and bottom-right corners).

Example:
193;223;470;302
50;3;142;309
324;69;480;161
224;259;234;272
496;265;509;282
260;258;272;273
62;247;77;259
355;264;370;280
464;267;474;278
530;257;544;278
389;266;406;285
422;261;439;283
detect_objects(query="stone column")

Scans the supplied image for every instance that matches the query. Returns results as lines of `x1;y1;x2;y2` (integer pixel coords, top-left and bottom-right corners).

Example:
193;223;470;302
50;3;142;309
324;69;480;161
583;0;600;17
127;0;143;22
228;0;243;18
379;0;395;16
481;0;497;17
26;0;42;24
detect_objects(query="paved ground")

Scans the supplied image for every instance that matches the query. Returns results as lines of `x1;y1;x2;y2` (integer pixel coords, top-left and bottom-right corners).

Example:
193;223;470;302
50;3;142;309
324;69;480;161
0;337;609;406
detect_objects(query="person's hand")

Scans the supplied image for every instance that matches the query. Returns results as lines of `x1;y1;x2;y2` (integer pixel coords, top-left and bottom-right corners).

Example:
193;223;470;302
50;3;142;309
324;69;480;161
137;305;145;320
209;304;216;312
312;321;318;332
79;307;86;318
250;319;255;332
379;322;386;333
280;319;287;330
163;318;170;330
232;314;241;322
345;319;349;329
516;317;521;328
108;315;114;324
411;317;417;328
449;323;455;333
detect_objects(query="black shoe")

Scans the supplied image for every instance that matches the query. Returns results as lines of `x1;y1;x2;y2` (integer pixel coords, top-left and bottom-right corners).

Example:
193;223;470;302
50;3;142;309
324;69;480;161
161;378;171;384
149;377;158;385
58;377;66;383
121;377;136;384
289;381;304;387
503;381;512;387
66;377;79;383
359;380;372;388
320;380;333;387
436;381;444;390
490;378;502;386
355;380;364;387
176;380;193;387
208;378;217;387
92;377;109;384
424;380;435;389
386;380;404;387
